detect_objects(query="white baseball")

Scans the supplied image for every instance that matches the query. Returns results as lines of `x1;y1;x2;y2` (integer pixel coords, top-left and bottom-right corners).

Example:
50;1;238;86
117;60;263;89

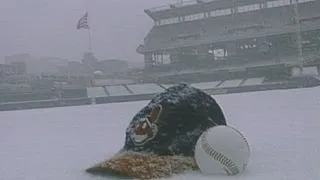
195;125;250;176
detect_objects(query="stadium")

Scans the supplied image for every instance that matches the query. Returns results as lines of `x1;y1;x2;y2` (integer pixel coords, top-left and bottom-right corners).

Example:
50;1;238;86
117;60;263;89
1;0;320;111
1;1;320;180
136;0;320;84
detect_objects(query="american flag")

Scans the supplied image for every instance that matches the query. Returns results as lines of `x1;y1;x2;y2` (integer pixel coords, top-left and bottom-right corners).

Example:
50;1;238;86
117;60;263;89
77;12;89;29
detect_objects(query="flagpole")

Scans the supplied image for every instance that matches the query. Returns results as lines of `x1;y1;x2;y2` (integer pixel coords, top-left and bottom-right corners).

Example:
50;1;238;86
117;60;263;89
85;0;92;52
88;24;92;52
84;0;94;88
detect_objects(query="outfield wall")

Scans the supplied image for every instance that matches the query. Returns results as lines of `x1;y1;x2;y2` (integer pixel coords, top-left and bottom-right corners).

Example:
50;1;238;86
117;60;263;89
0;76;319;111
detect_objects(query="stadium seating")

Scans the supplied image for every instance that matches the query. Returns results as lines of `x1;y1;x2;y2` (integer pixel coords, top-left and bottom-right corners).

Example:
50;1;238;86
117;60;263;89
241;77;265;86
190;81;221;90
86;87;107;98
1;75;319;112
105;85;132;96
94;79;133;86
145;11;263;46
298;1;319;18
0;92;56;103
217;79;244;88
143;2;320;52
62;88;87;99
126;83;165;95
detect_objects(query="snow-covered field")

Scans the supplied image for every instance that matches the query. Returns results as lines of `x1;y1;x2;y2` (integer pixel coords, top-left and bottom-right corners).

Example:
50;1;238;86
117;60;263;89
0;87;319;180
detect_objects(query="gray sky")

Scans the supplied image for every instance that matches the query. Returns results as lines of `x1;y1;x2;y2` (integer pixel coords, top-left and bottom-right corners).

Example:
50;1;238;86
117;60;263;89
0;0;174;63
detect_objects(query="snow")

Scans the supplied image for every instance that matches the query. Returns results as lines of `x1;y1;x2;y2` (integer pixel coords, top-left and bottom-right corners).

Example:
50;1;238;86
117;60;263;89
241;78;265;86
191;81;221;89
0;87;319;180
302;66;318;76
218;79;243;88
126;83;165;94
86;87;107;98
161;84;178;89
106;85;132;96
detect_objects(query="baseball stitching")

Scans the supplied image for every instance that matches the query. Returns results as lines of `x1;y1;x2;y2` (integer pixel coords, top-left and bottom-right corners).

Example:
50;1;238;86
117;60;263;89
228;126;250;170
200;128;241;175
228;126;250;156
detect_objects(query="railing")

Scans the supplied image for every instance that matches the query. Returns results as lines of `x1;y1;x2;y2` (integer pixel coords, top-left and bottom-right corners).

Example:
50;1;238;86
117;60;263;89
147;0;317;27
147;0;218;13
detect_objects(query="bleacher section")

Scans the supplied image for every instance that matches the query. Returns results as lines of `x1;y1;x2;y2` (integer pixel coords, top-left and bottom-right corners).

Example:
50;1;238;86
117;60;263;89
126;83;165;95
241;77;265;86
217;79;244;88
141;0;320;53
302;66;319;76
0;84;32;94
86;87;107;98
62;88;87;99
160;84;178;89
0;98;92;111
0;92;56;103
93;75;319;104
106;85;132;96
0;74;319;111
94;79;133;86
190;81;220;90
90;73;320;98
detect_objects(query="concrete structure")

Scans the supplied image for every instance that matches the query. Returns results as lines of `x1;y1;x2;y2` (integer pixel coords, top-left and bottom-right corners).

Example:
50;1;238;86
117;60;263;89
137;0;320;82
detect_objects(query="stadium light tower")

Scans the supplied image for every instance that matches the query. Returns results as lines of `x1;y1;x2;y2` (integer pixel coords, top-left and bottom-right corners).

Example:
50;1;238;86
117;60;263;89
293;0;304;74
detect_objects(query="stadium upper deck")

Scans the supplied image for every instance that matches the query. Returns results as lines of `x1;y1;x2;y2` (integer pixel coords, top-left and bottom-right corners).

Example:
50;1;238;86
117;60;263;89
138;0;320;54
145;0;267;21
136;0;320;82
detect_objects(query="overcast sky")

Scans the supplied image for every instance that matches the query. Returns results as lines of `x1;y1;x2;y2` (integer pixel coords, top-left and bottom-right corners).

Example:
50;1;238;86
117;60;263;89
0;0;174;63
